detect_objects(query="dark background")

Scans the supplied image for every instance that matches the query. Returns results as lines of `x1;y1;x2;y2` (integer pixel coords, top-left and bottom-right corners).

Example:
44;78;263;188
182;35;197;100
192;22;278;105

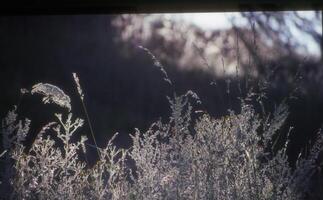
0;2;323;166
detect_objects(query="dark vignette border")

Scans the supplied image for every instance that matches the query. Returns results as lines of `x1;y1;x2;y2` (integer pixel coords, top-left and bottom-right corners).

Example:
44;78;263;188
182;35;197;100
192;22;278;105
0;0;322;15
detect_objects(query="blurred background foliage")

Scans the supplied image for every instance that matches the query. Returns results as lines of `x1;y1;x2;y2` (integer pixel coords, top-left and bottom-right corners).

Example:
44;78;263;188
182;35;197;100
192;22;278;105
0;12;322;164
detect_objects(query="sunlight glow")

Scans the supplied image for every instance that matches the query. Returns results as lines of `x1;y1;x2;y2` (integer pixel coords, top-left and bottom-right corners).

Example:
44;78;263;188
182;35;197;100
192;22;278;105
165;11;322;57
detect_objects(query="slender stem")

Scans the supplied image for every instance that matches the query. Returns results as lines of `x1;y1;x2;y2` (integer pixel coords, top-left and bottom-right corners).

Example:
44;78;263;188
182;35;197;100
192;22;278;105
73;72;101;160
81;100;101;160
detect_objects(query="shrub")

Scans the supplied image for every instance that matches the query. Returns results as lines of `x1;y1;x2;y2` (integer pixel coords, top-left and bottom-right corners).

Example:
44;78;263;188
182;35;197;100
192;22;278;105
0;76;322;199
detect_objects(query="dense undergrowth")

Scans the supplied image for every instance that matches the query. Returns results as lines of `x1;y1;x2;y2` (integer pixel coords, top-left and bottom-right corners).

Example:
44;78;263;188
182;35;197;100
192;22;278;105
1;61;323;199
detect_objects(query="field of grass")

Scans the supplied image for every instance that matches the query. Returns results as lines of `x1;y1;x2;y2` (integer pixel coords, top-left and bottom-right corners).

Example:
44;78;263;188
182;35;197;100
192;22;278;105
0;60;322;200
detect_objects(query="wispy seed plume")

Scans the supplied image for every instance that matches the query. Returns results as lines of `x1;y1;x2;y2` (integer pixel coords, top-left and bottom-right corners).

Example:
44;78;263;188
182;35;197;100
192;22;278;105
138;45;172;85
31;83;71;111
72;73;84;101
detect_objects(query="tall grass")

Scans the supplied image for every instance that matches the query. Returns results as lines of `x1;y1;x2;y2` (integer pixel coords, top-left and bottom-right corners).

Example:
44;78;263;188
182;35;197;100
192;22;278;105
0;67;322;199
0;26;322;198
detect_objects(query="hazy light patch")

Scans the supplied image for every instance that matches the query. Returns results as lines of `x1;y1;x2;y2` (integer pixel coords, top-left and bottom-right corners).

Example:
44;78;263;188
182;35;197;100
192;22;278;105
287;11;322;57
296;11;322;33
163;11;321;57
164;12;247;30
287;16;321;57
